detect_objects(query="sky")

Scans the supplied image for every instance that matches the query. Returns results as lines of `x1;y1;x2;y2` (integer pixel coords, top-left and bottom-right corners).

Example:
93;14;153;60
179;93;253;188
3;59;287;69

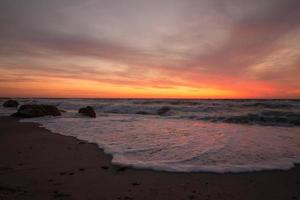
0;0;300;98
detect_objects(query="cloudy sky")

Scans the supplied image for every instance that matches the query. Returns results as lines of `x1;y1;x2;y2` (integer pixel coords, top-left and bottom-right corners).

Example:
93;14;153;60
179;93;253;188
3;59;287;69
0;0;299;98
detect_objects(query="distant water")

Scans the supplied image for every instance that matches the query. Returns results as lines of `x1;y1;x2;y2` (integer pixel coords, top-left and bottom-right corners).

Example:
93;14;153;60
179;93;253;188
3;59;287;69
1;98;300;173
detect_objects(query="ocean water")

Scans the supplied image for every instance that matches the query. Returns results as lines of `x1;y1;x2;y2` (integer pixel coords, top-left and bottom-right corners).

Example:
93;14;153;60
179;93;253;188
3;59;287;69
1;98;300;173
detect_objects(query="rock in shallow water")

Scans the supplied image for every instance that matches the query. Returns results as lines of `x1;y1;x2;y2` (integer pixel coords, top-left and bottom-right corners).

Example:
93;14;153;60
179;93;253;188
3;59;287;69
157;106;171;115
3;100;19;108
78;106;96;118
12;104;61;118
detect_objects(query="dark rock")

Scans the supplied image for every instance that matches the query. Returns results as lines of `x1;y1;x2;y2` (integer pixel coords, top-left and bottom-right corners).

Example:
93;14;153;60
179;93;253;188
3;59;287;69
101;166;109;170
3;99;19;107
116;166;127;172
131;182;141;186
157;106;171;115
12;104;61;118
78;106;96;118
78;168;85;172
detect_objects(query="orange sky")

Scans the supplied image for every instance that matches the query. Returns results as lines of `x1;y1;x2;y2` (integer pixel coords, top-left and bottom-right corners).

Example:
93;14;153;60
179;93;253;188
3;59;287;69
0;0;299;98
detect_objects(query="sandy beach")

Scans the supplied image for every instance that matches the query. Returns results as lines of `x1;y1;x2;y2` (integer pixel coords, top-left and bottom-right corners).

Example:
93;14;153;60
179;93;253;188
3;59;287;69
0;116;299;200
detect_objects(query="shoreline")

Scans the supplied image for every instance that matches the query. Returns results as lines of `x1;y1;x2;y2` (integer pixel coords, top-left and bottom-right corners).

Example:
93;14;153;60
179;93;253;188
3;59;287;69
22;119;300;175
1;116;300;199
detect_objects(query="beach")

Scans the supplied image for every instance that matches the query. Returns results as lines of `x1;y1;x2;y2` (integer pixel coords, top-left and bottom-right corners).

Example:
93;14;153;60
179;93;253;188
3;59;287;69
0;116;299;200
1;0;300;199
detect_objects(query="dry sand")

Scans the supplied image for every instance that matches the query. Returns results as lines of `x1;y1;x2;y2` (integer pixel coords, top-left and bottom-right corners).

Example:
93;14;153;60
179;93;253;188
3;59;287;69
0;116;299;200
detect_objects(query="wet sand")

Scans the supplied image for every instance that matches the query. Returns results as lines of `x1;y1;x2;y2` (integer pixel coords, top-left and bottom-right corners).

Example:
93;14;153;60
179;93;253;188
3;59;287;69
0;116;299;200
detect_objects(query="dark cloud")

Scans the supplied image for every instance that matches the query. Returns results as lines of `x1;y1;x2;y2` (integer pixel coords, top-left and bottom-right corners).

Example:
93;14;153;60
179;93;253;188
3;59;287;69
182;0;300;70
0;0;299;97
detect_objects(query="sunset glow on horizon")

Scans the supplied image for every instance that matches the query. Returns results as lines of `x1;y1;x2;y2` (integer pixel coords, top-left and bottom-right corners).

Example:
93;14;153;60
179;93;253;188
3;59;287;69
1;0;300;99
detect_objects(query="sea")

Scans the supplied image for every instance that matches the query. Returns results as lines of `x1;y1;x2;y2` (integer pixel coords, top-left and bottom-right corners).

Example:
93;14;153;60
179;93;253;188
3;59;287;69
1;98;300;173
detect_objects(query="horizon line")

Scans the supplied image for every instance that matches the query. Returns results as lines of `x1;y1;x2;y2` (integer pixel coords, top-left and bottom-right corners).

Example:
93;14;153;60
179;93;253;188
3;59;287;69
1;97;299;100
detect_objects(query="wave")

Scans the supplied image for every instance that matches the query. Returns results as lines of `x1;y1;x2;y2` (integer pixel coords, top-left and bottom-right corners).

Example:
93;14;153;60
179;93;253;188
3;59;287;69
2;98;300;127
241;102;298;109
197;110;300;126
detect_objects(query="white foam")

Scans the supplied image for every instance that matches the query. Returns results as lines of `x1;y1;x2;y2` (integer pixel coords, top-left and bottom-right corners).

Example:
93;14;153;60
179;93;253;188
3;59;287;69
22;113;300;173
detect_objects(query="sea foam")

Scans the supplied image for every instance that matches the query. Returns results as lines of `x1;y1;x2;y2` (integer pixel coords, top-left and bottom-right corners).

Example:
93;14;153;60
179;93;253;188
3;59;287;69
21;113;300;173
